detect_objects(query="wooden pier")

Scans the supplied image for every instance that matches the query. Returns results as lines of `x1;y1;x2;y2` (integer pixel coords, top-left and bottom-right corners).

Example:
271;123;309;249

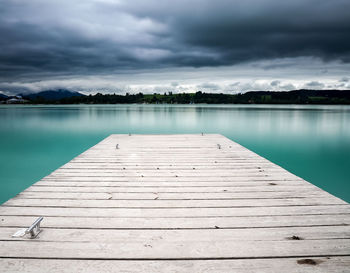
0;134;349;272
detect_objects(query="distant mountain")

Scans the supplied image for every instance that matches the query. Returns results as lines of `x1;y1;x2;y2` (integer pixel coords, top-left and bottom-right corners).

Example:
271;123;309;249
0;93;9;100
21;89;85;101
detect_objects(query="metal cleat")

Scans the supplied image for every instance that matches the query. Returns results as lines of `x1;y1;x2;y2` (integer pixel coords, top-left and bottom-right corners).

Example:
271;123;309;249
12;217;43;239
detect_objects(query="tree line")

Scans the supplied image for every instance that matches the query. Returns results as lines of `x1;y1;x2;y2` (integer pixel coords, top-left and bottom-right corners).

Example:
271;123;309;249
23;90;350;104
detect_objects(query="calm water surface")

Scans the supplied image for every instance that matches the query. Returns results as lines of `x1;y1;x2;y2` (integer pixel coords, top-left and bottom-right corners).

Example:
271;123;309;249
0;104;349;203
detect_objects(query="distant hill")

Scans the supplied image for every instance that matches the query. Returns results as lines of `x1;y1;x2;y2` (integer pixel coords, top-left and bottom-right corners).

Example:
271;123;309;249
0;93;9;101
21;89;85;101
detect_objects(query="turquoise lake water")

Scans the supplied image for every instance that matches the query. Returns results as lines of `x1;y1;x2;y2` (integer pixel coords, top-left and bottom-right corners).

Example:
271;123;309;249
0;104;349;204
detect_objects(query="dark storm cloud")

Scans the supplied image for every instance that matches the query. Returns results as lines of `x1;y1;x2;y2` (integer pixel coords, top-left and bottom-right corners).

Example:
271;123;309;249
0;0;350;85
119;0;350;63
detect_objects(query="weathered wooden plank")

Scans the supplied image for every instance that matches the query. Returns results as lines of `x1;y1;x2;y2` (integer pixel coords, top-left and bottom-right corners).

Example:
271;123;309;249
0;239;349;259
3;197;345;208
40;176;302;182
34;180;306;187
1;214;350;229
60;163;278;168
48;167;298;175
1;205;349;218
0;134;348;272
79;158;266;164
1;257;350;273
21;185;319;193
1;226;349;242
47;170;294;178
14;190;331;200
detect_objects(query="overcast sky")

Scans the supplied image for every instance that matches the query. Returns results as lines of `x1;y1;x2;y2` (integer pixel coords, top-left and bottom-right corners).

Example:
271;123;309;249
1;0;350;95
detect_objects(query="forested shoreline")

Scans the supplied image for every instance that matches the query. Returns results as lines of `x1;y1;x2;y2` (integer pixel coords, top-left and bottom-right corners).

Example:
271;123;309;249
2;89;350;104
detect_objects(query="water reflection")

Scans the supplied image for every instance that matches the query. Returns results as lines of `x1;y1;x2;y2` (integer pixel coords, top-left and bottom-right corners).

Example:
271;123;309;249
1;105;350;137
0;104;350;203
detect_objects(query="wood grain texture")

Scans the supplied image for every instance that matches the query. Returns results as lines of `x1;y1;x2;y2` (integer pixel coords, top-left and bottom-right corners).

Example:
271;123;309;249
0;134;349;272
0;257;350;273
